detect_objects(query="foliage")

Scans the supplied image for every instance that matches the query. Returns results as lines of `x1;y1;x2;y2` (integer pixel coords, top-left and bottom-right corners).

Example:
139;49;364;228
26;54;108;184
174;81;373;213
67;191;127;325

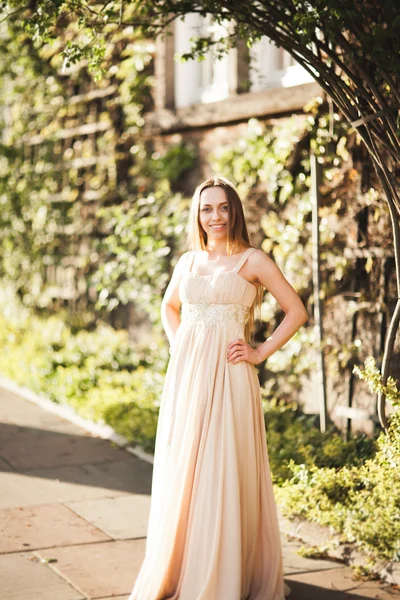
3;2;399;194
0;28;63;301
210;109;388;395
0;8;398;565
0;285;165;451
354;356;400;409
3;1;399;85
5;2;399;428
0;20;195;331
353;357;400;468
93;181;190;326
209;114;399;563
277;356;400;562
263;398;376;485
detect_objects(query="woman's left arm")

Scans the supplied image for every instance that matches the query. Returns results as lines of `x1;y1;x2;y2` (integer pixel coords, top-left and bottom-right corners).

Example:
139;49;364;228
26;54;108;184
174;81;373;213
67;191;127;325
227;249;308;365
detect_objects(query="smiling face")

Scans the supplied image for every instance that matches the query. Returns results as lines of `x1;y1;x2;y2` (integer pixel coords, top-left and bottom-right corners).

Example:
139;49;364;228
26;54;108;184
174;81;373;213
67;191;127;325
198;186;230;241
188;176;251;254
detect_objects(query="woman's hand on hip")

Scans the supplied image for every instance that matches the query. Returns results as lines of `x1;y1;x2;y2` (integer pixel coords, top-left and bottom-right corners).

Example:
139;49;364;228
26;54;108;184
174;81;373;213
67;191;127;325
226;339;261;365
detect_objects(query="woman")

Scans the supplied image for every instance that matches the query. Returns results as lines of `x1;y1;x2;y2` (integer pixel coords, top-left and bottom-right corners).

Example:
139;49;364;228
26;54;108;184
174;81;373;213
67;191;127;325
129;176;308;600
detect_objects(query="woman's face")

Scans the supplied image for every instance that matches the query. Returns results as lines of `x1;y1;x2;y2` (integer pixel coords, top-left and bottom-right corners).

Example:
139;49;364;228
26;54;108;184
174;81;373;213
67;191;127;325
199;186;230;240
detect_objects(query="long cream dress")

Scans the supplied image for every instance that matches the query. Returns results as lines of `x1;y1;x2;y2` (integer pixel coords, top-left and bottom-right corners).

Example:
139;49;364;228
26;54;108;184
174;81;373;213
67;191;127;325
129;247;286;600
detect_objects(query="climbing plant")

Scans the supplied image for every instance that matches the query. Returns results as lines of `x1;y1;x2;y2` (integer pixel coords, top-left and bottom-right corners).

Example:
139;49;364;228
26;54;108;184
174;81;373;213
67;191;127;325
210;105;393;405
0;20;195;332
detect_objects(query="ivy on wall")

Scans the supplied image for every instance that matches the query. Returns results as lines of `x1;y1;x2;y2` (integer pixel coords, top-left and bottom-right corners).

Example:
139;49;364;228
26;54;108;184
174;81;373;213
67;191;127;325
0;21;195;334
210;103;392;402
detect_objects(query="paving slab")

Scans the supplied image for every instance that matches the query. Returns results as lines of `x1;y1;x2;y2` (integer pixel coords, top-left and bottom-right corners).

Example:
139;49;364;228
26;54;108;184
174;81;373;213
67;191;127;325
281;538;343;576
0;393;80;434
0;469;60;508
36;457;152;497
0;388;61;424
279;509;335;547
0;551;84;600
279;510;400;587
0;503;111;553
286;567;399;599
0;456;14;472
66;494;151;540
2;384;398;600
0;464;119;509
0;458;151;508
35;538;146;599
98;597;128;600
0;422;130;470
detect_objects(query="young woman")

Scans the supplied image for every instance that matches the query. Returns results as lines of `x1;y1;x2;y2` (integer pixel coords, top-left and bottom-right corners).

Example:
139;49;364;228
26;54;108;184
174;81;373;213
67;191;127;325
129;176;308;600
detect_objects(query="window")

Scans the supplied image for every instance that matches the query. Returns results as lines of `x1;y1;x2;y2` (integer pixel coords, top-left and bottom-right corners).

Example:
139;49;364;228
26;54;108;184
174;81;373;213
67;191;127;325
173;16;314;109
174;14;230;109
249;37;313;91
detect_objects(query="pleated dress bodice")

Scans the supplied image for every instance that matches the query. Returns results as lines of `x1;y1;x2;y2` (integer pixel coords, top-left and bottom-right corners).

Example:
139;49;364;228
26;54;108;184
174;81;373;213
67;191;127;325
178;249;258;332
179;269;257;307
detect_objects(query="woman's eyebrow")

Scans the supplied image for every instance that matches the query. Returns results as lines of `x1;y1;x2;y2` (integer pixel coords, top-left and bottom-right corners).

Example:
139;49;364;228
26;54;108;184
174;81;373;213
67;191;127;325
200;201;228;207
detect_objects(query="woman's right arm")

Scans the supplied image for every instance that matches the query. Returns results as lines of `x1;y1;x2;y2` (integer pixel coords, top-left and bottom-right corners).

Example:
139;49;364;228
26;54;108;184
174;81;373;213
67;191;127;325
160;252;190;348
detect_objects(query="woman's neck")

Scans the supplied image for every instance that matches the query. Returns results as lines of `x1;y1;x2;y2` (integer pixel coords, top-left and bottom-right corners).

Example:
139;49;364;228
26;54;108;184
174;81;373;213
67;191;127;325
205;241;246;258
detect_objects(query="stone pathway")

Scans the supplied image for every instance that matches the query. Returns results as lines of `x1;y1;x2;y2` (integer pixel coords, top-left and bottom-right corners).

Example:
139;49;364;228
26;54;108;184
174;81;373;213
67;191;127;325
0;385;398;599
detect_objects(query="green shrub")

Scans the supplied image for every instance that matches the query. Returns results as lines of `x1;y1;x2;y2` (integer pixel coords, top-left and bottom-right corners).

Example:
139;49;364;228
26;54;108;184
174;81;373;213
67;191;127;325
0;288;166;452
276;357;400;562
263;399;376;484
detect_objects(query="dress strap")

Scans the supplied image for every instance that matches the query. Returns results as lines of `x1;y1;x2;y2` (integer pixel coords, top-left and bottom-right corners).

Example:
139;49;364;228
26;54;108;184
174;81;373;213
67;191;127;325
187;251;196;273
232;247;256;274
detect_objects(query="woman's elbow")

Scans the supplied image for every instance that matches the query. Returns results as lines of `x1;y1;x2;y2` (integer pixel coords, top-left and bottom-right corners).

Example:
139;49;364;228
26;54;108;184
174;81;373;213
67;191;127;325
299;306;308;325
288;305;308;326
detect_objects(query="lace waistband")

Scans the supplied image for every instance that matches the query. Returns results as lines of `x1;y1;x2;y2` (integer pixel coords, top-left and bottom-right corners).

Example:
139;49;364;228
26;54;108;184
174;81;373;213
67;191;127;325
180;302;250;326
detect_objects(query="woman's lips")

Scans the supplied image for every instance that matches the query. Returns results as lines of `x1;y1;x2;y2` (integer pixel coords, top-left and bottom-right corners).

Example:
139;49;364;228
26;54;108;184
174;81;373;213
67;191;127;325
210;224;226;230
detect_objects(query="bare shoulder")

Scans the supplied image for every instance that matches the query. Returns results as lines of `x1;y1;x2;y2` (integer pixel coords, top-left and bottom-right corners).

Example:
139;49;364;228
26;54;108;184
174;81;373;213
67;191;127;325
173;250;193;276
178;250;194;265
248;248;277;269
247;247;307;318
247;248;282;285
177;250;192;262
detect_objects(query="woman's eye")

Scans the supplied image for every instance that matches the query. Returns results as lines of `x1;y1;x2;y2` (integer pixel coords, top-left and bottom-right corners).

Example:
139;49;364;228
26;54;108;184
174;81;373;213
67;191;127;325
201;205;228;212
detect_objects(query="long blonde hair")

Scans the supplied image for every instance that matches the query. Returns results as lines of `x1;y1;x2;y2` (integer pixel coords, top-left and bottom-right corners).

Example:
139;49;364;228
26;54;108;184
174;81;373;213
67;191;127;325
185;176;264;344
